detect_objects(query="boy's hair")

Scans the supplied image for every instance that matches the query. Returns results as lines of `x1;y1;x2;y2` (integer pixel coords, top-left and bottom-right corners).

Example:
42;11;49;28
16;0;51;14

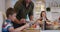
6;7;15;18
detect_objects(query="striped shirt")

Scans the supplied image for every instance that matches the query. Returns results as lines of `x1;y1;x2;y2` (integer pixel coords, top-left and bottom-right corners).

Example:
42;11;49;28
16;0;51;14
2;19;13;32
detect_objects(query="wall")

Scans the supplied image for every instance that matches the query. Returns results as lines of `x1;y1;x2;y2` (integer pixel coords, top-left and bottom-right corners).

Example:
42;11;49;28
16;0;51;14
0;0;5;32
0;0;5;12
0;12;3;32
5;0;18;10
46;0;60;21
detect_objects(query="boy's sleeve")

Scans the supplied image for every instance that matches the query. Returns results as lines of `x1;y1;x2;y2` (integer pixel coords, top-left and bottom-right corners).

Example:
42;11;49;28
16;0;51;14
5;22;13;30
7;23;13;30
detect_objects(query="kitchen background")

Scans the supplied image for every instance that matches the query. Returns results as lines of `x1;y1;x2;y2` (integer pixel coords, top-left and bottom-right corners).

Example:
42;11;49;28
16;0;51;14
0;0;60;32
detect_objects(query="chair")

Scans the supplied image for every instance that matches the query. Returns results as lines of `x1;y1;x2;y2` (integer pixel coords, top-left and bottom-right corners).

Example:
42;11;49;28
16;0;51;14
0;12;3;32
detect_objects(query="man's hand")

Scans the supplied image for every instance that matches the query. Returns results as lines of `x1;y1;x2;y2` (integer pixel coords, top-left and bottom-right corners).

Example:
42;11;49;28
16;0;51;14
20;18;26;24
30;16;34;21
25;23;30;28
21;23;30;30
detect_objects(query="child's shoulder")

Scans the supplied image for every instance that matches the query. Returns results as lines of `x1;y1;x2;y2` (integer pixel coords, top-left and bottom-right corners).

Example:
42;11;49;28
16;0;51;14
3;19;12;26
3;19;13;28
5;19;11;23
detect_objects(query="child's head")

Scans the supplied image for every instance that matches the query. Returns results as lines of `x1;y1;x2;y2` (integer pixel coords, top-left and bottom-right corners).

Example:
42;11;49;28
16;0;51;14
40;11;46;17
6;7;16;21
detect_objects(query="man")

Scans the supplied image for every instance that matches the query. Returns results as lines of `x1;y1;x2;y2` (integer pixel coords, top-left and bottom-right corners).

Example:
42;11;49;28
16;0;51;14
13;0;34;28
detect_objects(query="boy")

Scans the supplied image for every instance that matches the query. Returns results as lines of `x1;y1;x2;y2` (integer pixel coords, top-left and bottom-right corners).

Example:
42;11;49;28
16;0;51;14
2;8;30;32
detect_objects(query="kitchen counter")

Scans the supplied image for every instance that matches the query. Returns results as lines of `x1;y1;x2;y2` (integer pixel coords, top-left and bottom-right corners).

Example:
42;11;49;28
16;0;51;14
41;30;60;32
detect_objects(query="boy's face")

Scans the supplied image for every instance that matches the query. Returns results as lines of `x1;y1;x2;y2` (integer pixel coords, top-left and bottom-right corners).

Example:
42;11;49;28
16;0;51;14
10;13;16;21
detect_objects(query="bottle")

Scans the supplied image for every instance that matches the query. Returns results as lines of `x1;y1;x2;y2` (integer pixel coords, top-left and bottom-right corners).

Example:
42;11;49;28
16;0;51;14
42;17;46;30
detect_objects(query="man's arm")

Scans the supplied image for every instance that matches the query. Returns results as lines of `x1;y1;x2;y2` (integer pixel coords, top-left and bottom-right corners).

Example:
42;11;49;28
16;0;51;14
14;1;23;24
14;23;29;31
14;18;20;24
28;2;34;21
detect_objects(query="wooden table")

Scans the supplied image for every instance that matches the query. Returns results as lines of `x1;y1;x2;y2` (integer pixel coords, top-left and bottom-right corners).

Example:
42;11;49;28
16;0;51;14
23;28;40;32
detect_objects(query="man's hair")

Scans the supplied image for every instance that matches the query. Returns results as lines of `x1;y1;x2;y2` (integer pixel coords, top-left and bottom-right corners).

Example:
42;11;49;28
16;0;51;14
6;7;15;18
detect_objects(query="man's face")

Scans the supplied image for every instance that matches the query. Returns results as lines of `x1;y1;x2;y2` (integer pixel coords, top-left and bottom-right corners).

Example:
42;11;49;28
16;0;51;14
25;0;31;3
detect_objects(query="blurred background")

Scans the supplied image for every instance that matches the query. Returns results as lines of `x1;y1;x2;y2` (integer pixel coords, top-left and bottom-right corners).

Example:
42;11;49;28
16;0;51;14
0;0;60;32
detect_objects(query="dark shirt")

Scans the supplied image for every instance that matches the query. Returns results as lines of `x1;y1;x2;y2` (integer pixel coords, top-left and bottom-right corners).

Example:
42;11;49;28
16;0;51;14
14;0;34;20
13;0;34;28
